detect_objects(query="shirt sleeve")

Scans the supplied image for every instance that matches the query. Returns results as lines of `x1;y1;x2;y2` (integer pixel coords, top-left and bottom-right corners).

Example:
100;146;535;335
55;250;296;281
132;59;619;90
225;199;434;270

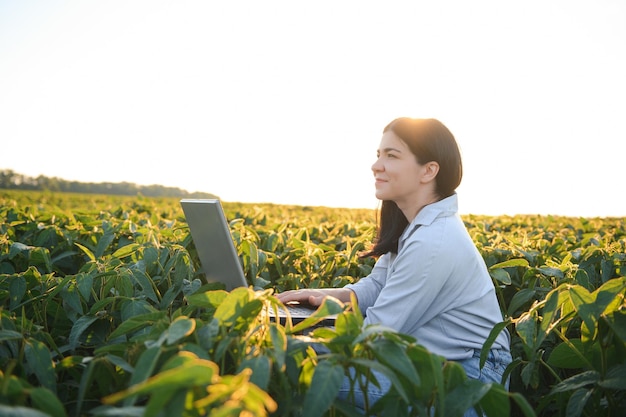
344;252;392;313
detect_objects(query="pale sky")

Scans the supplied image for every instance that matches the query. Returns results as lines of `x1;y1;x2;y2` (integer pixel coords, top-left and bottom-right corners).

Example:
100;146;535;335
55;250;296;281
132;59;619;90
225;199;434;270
1;0;624;217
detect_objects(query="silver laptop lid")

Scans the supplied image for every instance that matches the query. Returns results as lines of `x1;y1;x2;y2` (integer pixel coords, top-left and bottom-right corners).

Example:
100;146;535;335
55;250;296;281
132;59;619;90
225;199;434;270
180;199;248;291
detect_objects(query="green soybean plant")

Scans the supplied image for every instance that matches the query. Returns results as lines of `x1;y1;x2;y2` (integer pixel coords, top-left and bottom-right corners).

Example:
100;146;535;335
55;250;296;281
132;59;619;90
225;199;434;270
504;277;626;416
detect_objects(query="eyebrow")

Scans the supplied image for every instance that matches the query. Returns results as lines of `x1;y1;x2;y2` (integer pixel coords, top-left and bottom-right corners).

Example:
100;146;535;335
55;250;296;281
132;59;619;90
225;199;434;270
378;147;403;154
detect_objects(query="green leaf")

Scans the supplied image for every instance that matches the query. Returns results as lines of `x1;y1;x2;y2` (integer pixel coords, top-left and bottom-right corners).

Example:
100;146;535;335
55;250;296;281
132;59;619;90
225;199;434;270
443;379;491;417
241;240;259;278
122;346;162;407
568;283;621;343
406;344;444;403
114;271;134;298
550;370;600;394
331;401;372;417
349;358;409;403
0;405;52;417
547;339;591;369
520;362;539;389
25;339;56;393
565;388;592;417
289;297;344;334
30;247;52;273
95;222;116;259
121;299;156;322
75;242;95;262
182;278;201;296
85;405;145;416
489;268;511;285
480;320;511;369
166;317;196;345
9;275;26;310
370;338;420;387
45;274;76;301
302;361;345;417
29;387;68;417
594;278;626;315
62;284;84;315
568;285;593;309
538;267;564;279
9;242;31;258
269;324;287;370
186;289;228;308
606;310;626;343
143;388;183;417
104;355;218;405
508;392;536;417
75;357;97;417
575;269;591;290
68;315;98;349
0;329;24;342
130;269;159;303
104;354;135;374
515;313;538;350
478;383;511;417
107;311;167;341
50;250;79;266
214;287;255;325
598;364;626;390
75;272;94;302
239;355;271;391
443;360;467;392
539;287;561;336
142;246;159;268
333;307;363;336
129;346;161;387
489;259;530;269
112;243;141;259
508;288;536;316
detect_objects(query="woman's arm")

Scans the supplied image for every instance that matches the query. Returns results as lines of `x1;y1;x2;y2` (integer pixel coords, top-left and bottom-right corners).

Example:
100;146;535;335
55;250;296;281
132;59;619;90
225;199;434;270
276;253;390;308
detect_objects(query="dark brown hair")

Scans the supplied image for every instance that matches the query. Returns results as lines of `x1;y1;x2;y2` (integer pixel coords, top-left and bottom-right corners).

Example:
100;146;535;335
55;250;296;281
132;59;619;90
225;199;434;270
364;117;463;257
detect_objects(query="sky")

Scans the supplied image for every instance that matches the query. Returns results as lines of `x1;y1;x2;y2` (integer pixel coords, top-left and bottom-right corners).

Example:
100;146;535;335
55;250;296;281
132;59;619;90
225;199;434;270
1;0;625;217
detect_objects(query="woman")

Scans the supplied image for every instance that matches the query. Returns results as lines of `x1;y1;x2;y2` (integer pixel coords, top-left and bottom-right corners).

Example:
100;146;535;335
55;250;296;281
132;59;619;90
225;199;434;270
277;117;511;414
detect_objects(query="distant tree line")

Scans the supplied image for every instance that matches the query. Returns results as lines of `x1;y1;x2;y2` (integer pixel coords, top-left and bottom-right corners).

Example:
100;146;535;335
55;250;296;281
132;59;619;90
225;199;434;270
0;169;219;199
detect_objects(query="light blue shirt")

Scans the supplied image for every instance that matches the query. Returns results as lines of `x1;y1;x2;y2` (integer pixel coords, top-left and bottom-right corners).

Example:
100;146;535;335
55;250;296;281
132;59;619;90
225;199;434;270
346;194;510;360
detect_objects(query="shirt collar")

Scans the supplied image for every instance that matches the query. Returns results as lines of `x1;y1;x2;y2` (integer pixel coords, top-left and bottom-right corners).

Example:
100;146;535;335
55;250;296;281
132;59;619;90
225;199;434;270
400;193;459;241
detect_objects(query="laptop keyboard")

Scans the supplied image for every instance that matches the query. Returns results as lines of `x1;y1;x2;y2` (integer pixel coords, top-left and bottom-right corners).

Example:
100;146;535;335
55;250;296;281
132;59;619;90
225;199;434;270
285;304;316;316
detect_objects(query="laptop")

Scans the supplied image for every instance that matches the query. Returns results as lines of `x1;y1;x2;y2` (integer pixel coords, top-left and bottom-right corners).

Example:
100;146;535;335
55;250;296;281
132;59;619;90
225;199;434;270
180;199;338;326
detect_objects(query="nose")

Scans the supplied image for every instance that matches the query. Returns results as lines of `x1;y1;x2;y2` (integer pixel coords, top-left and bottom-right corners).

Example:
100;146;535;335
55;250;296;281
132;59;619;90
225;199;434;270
371;156;383;174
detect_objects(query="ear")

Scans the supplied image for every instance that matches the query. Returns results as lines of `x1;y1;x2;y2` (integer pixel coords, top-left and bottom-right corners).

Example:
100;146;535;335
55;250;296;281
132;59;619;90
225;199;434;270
420;161;439;184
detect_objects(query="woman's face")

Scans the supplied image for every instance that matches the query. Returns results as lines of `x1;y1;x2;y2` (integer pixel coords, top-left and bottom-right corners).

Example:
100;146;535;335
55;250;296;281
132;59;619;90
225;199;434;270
372;130;431;206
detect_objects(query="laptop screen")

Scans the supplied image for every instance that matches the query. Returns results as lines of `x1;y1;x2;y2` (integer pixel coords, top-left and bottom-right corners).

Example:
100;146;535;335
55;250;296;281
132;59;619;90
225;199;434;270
180;199;248;291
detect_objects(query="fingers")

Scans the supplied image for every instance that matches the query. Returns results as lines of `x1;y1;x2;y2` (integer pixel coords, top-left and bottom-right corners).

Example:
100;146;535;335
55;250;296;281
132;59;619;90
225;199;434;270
276;290;324;306
275;290;308;304
307;294;325;307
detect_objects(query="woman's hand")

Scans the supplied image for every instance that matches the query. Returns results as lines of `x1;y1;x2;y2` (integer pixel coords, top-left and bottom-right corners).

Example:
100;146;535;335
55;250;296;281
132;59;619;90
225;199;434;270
276;289;328;307
276;288;355;307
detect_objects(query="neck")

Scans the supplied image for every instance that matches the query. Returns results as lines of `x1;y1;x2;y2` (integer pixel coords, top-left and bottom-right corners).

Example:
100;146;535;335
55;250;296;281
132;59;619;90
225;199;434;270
398;193;441;223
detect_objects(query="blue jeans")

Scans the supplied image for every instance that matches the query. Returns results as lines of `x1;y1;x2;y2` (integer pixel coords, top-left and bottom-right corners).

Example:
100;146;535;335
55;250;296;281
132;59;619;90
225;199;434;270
456;349;512;417
336;348;512;416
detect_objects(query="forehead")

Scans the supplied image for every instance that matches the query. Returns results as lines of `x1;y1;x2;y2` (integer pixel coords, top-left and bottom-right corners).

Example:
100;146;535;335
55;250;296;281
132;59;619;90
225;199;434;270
378;130;409;151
